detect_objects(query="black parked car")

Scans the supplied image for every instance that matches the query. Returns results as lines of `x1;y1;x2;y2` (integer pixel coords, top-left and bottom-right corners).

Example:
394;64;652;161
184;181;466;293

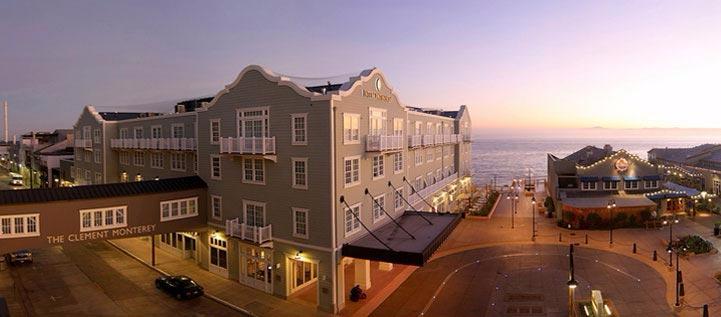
6;249;33;265
155;275;204;300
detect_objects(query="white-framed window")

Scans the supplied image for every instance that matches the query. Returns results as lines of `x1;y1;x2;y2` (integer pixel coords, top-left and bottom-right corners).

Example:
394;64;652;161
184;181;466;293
344;203;361;237
119;151;130;165
83;126;91;140
133;127;143;139
369;108;387;136
392;118;403;136
394;188;405;211
603;181;619;190
85;170;91;183
426;172;434;186
344;156;361;187
133;151;144;167
237;107;269;138
170;153;186;171
119;128;129;139
414;150;423;166
581;181;597;190
414;176;423;191
625;180;639;190
210;155;221;180
436;147;442;160
242;158;265;184
372;194;386;223
211;195;222;220
343;113;360;144
209;235;228;269
160;197;198;222
372;155;385;179
0;214;40;239
291;113;307;145
151;125;162;139
95;172;102;184
426;148;433;162
292;207;309;239
714;179;721;195
210;119;220;144
79;206;126;232
84;151;91;163
171;124;184;138
393;152;403;174
291;157;308;189
645;179;659;189
75;151;82;162
414;121;422;135
243;200;266;227
94;150;101;164
150;152;163;168
93;128;101;144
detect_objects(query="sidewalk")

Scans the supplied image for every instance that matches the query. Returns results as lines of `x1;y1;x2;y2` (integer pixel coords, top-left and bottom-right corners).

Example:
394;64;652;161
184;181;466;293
109;237;328;317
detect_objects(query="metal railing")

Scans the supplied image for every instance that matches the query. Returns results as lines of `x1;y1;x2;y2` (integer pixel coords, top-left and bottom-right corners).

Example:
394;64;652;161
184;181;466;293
75;139;92;148
110;138;196;151
408;135;423;148
366;135;403;151
225;218;273;244
422;135;435;146
408;172;459;207
219;137;276;155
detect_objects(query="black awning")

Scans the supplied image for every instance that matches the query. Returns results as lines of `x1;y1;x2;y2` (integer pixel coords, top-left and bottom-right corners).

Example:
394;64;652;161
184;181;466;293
643;175;662;181
579;176;599;182
341;211;461;266
602;176;621;181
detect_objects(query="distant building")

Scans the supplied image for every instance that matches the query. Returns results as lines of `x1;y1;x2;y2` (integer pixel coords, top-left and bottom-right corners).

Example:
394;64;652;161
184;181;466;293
648;144;721;196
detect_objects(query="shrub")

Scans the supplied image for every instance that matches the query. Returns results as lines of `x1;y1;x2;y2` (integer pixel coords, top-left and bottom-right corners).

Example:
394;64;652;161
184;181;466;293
675;235;714;255
585;213;602;228
626;214;638;227
612;212;628;227
544;196;555;214
640;209;653;222
472;191;500;216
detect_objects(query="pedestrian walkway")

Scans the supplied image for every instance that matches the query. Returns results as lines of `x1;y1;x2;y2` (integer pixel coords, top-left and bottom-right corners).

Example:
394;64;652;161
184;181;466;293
109;237;328;317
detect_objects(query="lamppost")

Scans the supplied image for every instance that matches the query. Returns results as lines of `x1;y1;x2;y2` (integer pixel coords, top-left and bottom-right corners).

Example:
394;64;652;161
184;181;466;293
567;244;578;317
667;245;687;307
507;191;518;229
607;199;616;245
663;216;679;267
531;196;537;241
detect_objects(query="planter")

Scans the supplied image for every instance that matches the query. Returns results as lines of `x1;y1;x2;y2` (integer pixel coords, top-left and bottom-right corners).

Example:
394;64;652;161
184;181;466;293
715;227;720;236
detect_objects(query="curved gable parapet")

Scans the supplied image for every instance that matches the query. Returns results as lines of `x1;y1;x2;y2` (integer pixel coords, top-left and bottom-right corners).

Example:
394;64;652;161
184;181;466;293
333;67;408;108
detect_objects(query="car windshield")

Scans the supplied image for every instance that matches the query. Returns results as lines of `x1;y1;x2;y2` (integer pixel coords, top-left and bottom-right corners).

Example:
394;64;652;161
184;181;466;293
173;277;197;288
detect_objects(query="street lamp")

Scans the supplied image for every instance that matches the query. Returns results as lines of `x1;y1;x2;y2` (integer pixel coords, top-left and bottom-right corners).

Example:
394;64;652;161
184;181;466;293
667;245;687;307
663;216;679;267
567;244;578;317
507;191;519;229
607;199;616;245
531;196;537;241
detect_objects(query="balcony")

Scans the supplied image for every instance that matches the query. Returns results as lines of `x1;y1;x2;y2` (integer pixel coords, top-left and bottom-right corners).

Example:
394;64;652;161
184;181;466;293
110;138;196;151
219;137;276;155
462;134;471;142
366;135;403;152
422;135;434;146
408;135;423;148
408;172;459;208
75;139;92;148
225;218;272;245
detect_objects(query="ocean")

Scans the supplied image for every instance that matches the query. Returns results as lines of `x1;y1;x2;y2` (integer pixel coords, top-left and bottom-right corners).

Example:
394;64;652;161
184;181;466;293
469;137;715;187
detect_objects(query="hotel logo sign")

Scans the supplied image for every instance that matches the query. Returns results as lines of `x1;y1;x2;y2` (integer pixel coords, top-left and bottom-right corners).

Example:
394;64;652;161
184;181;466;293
362;89;392;102
615;158;629;172
45;224;157;245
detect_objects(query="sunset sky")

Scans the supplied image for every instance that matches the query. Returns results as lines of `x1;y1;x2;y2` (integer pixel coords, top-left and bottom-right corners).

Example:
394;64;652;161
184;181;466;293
1;1;721;136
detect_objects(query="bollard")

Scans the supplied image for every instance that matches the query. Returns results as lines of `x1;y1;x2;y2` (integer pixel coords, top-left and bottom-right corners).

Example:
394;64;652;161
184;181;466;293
585;234;588;244
559;233;562;242
653;250;657;261
679;282;685;297
633;243;637;254
703;304;709;317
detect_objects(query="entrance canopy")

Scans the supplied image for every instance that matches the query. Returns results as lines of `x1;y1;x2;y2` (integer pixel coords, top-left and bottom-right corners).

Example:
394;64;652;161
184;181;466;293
341;211;461;266
563;194;656;209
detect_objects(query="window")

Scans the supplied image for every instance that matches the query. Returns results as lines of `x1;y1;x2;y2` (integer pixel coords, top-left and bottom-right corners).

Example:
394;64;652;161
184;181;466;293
372;195;386;223
84;151;91;162
119;151;130;165
343;113;360;144
95;172;102;184
394;188;405;211
414;121;422;135
211;195;222;220
0;214;39;238
170;153;186;171
393;152;403;173
238;107;269;138
133;127;143;139
119;128;129;139
603;181;619;190
79;207;126;232
208;155;222;180
644;180;659;189
372;155;384;179
344;156;360;187
83;126;91;140
243;158;265;184
151;126;162;139
292;208;309;239
436;147;442;160
150;152;163;168
93;128;101;144
344;203;361;237
291;114;307;145
133;151;144;166
120;171;128;182
414;150;423;166
94;150;101;164
625;180;639;190
85;170;91;183
172;124;184;138
76;151;82;162
209;236;228;269
426;148;433;162
244;200;266;227
160;197;198;222
581;181;597;190
369;108;386;136
292;158;308;189
393;118;403;136
210;119;220;144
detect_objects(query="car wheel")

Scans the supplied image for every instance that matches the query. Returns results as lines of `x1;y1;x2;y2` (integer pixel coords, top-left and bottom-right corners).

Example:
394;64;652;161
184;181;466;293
155;281;161;289
175;293;183;300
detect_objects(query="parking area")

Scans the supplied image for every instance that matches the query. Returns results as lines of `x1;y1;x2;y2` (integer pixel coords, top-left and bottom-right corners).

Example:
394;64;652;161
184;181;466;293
0;241;246;317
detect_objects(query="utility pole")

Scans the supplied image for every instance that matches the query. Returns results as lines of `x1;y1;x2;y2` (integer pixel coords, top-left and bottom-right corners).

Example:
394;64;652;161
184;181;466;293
3;100;8;142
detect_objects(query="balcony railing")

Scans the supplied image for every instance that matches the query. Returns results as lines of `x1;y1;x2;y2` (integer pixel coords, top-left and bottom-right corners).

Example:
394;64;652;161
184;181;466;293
462;134;471;142
110;138;196;151
408;172;459;208
422;135;434;146
408;135;423;148
219;137;276;155
366;135;403;152
75;139;92;148
225;218;273;244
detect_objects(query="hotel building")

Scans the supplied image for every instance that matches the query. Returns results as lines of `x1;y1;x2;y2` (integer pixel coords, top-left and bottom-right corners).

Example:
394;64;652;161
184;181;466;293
648;144;721;197
65;65;472;312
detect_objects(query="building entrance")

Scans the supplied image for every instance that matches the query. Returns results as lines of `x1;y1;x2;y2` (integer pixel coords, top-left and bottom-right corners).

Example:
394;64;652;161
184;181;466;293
240;245;273;293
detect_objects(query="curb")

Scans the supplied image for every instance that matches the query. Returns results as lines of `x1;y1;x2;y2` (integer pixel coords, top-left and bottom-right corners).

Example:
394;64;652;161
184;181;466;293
106;240;256;317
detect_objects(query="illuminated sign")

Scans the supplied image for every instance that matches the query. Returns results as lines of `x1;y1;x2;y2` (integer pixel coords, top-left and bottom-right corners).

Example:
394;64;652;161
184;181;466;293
615;158;629;172
362;89;392;102
45;224;157;245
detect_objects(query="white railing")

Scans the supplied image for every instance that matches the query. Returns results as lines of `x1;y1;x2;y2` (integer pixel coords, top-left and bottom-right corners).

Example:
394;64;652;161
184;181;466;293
408;172;459;207
462;134;471;142
366;135;403;151
434;134;444;145
451;134;461;143
75;139;92;148
110;138;196;151
225;218;272;244
422;135;435;146
408;135;423;148
219;137;276;155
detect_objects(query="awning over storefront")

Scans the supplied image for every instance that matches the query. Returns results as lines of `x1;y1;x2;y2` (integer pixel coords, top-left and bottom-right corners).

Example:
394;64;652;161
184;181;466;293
602;176;621;181
643;175;662;181
623;176;640;181
579;176;599;182
563;195;656;209
341;211;461;266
